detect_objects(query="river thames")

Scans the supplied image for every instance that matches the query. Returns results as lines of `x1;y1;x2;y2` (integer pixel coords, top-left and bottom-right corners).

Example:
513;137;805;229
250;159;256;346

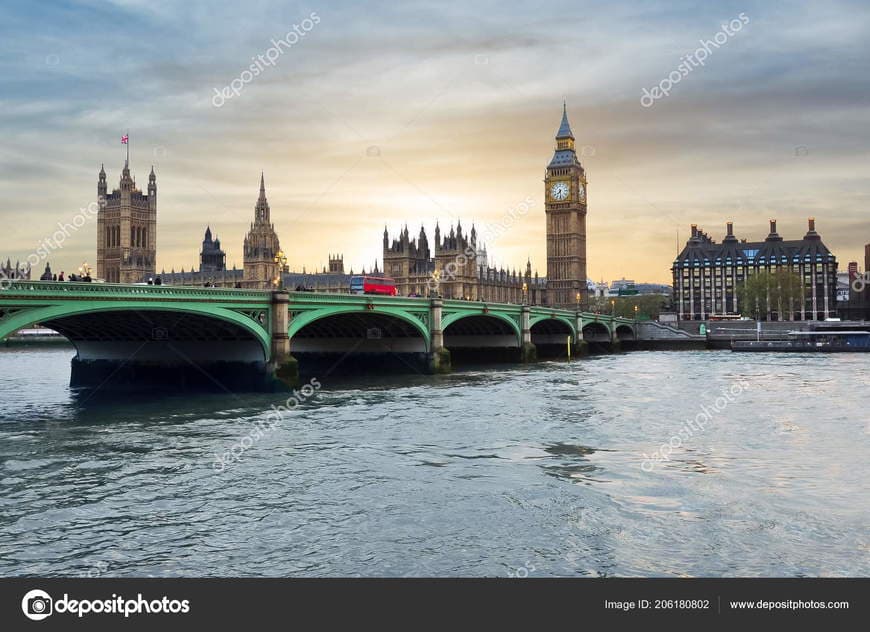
0;347;867;577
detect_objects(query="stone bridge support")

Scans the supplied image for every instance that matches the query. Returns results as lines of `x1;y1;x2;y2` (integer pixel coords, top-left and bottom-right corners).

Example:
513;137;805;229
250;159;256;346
574;313;589;357
610;323;622;353
520;305;537;363
427;298;451;373
270;291;299;388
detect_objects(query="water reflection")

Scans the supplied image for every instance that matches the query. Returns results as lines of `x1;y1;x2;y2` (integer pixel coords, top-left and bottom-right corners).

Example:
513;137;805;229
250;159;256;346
0;348;868;577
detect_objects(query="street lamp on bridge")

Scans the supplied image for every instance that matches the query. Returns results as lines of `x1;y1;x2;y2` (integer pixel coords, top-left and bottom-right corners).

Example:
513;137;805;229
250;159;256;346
273;250;288;290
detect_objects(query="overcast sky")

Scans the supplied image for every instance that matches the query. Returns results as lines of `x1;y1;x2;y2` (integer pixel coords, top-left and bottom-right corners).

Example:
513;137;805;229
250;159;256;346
1;0;868;282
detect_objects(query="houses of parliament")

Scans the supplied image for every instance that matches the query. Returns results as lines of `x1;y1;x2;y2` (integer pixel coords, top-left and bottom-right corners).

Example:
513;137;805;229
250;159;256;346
96;105;589;308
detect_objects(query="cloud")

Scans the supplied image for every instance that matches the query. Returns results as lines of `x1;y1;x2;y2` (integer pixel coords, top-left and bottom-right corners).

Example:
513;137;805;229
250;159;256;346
0;0;868;281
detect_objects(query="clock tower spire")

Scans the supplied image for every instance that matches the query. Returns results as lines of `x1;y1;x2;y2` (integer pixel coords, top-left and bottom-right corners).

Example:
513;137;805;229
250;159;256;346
545;102;587;308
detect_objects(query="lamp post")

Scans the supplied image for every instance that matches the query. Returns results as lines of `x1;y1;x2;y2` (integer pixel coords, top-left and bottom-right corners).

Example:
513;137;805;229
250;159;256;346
522;282;528;305
430;269;441;298
576;291;581;310
634;304;639;322
611;299;616;317
273;250;287;290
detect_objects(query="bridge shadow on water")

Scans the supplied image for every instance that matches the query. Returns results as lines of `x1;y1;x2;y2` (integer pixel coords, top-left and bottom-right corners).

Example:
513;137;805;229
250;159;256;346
70;359;282;393
294;352;431;378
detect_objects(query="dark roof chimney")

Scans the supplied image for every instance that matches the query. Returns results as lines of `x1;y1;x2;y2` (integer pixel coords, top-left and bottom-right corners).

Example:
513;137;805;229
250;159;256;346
804;216;821;241
766;218;782;241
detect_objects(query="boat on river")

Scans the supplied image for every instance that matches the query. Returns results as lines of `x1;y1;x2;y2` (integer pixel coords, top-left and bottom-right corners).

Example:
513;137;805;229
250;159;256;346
732;330;870;352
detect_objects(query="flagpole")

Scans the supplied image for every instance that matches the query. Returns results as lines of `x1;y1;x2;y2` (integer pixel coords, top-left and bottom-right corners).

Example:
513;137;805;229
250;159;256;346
126;129;130;165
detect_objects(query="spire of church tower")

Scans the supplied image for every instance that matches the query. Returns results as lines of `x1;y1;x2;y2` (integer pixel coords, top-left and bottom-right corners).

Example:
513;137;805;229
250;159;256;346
556;99;574;139
254;172;270;223
549;102;579;167
98;164;107;195
244;171;281;288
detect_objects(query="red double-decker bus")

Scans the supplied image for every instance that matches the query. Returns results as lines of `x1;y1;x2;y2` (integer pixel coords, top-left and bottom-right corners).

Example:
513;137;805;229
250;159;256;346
349;275;397;296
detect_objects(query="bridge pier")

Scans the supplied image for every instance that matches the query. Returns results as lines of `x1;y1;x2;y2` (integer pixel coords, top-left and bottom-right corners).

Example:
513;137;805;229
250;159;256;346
520;305;537;363
270;291;299;388
610;328;622;353
427;298;451;373
574;313;589;357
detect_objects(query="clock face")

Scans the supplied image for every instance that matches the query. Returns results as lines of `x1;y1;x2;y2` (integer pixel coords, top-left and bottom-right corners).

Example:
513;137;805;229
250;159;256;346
578;183;586;200
550;182;569;201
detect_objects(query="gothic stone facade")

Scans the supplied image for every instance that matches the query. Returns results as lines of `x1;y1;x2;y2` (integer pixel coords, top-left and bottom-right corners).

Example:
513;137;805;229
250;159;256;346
382;222;545;303
0;258;31;283
382;105;590;306
545;104;588;309
97;162;157;283
155;177;365;291
200;226;226;274
243;174;285;289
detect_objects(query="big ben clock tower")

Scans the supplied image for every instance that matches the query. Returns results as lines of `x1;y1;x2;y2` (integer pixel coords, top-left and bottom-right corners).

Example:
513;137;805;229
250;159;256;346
545;102;587;309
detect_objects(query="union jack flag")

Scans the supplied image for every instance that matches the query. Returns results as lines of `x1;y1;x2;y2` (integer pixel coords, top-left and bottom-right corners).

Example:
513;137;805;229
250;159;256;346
121;134;128;144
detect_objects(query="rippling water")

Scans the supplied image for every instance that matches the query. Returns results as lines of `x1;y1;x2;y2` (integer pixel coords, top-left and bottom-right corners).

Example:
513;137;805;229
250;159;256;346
0;347;868;577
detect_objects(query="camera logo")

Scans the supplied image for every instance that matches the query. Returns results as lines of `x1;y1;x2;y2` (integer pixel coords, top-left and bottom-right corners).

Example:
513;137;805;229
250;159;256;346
22;589;53;621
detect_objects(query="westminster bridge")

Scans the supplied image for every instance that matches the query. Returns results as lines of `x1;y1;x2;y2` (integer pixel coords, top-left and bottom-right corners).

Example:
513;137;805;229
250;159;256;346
0;281;653;390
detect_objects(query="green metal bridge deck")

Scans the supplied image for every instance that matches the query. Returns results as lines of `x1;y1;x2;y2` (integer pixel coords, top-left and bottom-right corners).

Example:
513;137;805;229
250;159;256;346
0;281;638;389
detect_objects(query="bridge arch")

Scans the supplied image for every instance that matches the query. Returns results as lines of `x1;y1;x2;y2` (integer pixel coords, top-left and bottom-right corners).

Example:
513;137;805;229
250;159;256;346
529;314;576;359
441;311;522;365
529;314;577;339
441;311;521;344
581;321;611;341
615;323;636;341
0;302;276;390
288;306;430;351
0;303;271;359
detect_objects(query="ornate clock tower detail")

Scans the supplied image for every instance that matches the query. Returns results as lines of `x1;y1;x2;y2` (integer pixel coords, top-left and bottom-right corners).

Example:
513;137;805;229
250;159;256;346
545;102;587;309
